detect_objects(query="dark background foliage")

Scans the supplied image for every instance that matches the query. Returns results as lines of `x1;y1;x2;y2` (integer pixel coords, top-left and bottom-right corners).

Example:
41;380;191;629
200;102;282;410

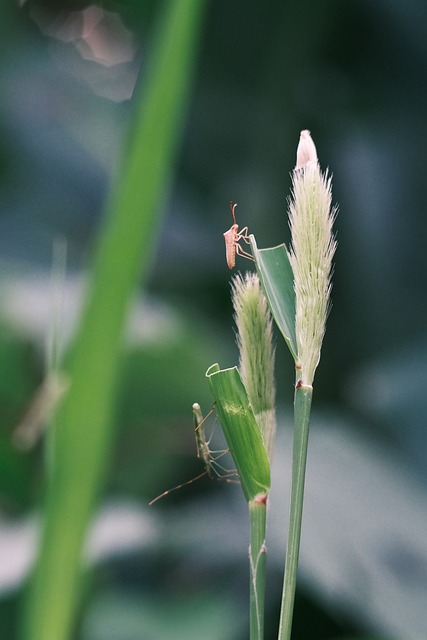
1;1;426;639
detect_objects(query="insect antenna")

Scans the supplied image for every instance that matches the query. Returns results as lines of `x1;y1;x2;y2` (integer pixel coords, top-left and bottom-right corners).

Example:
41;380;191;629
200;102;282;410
229;200;238;225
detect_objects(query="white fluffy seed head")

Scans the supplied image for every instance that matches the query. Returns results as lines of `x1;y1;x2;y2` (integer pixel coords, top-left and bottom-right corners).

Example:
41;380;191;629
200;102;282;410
288;131;337;386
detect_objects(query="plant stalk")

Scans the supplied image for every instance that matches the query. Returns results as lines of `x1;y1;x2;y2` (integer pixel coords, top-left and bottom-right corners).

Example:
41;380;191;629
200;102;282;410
22;3;206;640
277;381;313;640
249;494;268;640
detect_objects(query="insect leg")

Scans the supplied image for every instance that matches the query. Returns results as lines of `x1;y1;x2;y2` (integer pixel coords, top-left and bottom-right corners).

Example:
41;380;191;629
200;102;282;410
235;242;255;262
237;226;251;243
148;470;208;506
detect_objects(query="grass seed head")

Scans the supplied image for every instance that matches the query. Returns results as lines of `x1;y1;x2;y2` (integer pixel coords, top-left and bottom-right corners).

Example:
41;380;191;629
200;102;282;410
231;272;276;459
287;130;337;386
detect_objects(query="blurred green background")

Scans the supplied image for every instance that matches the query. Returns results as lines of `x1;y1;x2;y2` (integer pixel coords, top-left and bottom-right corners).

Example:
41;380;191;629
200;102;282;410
1;1;427;639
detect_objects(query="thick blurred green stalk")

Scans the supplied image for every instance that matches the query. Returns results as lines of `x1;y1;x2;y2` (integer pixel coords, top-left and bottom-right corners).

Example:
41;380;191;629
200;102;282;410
22;2;206;640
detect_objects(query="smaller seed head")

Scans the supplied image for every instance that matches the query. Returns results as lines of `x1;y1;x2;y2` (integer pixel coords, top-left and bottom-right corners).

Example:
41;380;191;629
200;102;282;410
231;272;276;459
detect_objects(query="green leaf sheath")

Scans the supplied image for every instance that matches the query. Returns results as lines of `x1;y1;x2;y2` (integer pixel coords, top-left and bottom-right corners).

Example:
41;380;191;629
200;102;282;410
206;364;270;502
249;236;297;361
278;383;313;640
22;3;206;640
206;364;269;639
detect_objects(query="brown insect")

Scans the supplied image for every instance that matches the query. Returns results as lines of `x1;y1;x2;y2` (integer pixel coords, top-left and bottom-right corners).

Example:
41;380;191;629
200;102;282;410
223;202;253;269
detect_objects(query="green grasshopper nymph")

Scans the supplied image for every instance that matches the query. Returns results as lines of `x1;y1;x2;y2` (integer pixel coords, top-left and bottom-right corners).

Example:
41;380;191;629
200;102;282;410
149;403;238;505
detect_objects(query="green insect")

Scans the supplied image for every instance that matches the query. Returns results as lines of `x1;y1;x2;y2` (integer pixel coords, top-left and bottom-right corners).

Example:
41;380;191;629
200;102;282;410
149;403;238;505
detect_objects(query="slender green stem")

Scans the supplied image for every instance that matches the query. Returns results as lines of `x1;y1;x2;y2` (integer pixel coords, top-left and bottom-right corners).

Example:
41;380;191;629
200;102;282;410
249;494;268;640
277;382;313;640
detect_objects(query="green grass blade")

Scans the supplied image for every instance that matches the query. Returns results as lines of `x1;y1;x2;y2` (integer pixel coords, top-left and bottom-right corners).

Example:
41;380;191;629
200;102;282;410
249;236;297;360
206;364;270;502
22;3;206;640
